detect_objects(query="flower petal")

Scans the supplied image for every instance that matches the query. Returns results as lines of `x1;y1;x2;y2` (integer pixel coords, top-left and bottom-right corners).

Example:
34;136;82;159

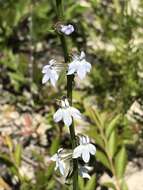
88;144;96;155
49;59;56;65
80;51;86;60
67;68;76;75
61;24;74;35
80;171;91;179
63;109;72;127
73;145;83;158
42;65;50;73
67;61;78;75
59;161;65;176
53;108;63;122
84;61;91;72
79;166;91;179
51;153;58;161
82;148;90;163
50;70;58;87
85;136;90;144
64;99;70;107
77;65;86;79
69;107;82;119
42;73;50;84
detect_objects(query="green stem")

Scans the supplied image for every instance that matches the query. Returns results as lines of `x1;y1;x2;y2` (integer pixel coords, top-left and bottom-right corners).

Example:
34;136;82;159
55;0;78;189
67;74;78;190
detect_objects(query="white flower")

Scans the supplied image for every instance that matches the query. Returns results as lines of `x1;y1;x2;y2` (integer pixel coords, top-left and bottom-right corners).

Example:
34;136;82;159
42;59;59;87
53;99;82;127
60;24;74;35
73;136;96;163
51;148;65;176
51;148;72;177
79;165;91;179
67;51;91;79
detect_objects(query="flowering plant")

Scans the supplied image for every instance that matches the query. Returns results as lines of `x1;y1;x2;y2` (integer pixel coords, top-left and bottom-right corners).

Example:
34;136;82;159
41;1;96;189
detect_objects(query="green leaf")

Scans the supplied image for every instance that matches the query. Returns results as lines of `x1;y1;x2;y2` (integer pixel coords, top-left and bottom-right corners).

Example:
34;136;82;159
85;175;96;190
50;136;60;155
105;114;121;138
121;179;128;190
0;154;14;167
78;176;84;190
107;130;117;158
86;126;105;148
45;164;55;179
102;182;116;190
96;150;110;170
85;107;103;129
115;146;127;178
14;144;22;167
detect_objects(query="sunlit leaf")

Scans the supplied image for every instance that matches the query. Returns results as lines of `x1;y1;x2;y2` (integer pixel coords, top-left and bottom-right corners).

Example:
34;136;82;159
121;179;128;190
115;146;127;178
85;175;96;190
96;150;110;170
78;176;84;190
14;144;22;167
107;130;117;158
102;182;116;190
50;136;60;155
105;114;121;139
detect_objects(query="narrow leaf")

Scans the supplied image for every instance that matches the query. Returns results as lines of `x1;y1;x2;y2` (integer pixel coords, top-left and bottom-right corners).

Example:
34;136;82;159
102;182;116;190
78;176;84;190
86;107;103;129
107;130;117;158
85;175;96;190
50;137;60;155
105;114;121;138
96;150;110;170
14;144;22;167
121;179;128;190
115;146;127;178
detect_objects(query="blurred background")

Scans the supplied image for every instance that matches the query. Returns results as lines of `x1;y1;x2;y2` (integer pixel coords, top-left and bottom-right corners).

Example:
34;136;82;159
0;0;143;189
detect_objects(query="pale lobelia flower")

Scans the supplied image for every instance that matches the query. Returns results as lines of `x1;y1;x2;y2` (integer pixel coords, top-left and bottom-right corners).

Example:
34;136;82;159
60;24;74;35
51;148;72;177
73;135;96;163
53;98;82;127
67;51;92;79
42;59;59;87
51;148;66;176
79;165;91;179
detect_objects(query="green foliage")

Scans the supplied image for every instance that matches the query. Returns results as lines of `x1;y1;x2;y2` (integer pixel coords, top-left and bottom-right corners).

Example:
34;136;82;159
85;106;130;189
115;146;127;179
78;175;96;190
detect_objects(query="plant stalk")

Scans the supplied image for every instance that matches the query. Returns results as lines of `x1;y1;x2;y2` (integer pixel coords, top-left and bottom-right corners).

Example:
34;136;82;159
55;0;78;189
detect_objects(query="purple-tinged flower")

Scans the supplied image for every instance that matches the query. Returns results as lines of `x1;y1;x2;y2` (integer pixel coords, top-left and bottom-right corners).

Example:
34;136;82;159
60;24;74;35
